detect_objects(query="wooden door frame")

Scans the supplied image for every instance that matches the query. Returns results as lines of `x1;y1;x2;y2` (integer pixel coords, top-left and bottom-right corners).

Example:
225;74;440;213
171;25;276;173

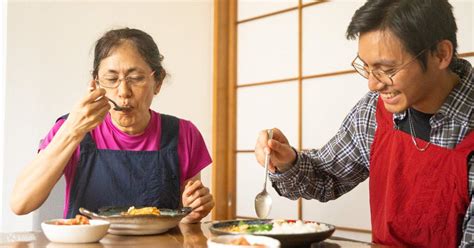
212;0;237;220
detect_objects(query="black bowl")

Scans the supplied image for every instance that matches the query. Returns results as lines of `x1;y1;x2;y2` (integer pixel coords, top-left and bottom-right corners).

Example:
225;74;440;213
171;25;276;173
209;219;336;247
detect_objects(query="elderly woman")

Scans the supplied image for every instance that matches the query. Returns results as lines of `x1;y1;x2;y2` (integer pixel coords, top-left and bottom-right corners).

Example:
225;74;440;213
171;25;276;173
10;28;214;223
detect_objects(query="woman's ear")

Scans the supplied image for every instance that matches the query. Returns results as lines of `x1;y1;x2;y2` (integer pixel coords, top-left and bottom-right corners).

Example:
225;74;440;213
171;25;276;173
154;69;166;95
154;82;162;95
434;40;454;70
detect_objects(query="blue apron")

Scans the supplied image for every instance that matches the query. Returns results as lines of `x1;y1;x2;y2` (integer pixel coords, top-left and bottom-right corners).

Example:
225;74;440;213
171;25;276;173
63;114;181;218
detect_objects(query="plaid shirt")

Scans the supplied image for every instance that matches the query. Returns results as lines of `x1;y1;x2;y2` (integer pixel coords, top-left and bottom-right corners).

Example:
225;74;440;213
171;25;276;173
269;58;474;247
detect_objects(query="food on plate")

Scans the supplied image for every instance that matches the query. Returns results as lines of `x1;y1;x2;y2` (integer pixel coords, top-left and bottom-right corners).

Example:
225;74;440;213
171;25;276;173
123;206;161;216
229;236;266;247
223;220;329;234
53;214;90;225
227;222;272;233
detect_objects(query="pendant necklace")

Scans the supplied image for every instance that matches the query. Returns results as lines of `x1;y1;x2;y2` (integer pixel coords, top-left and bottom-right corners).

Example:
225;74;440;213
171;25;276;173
407;108;431;152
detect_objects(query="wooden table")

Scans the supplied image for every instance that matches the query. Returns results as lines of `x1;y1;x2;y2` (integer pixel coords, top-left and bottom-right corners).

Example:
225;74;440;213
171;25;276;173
0;223;387;248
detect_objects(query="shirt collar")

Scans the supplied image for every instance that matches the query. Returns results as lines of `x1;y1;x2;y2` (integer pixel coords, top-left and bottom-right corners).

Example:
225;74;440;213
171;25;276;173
438;58;473;126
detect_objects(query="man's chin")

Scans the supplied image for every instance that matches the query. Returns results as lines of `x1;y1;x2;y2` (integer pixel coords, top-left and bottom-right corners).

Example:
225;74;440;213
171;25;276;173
383;102;406;114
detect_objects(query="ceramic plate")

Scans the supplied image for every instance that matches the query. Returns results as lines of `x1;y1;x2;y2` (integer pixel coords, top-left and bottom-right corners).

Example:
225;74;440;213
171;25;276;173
80;207;191;235
209;219;335;247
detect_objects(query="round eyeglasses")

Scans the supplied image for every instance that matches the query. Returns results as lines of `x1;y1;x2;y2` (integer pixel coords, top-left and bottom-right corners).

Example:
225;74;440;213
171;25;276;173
96;71;155;89
351;49;426;86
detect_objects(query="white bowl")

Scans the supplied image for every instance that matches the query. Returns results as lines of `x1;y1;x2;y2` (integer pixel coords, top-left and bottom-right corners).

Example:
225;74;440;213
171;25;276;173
207;235;281;248
41;219;110;243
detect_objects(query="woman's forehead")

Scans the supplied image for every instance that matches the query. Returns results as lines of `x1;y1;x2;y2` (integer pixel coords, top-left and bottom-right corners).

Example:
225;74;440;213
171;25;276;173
99;43;150;73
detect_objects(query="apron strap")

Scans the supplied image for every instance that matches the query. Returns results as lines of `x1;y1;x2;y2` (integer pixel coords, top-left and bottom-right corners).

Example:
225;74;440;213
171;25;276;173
160;114;179;150
56;113;69;122
375;97;394;129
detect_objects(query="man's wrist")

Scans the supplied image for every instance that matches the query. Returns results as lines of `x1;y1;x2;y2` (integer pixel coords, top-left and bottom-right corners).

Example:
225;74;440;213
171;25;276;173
276;146;298;173
290;146;298;166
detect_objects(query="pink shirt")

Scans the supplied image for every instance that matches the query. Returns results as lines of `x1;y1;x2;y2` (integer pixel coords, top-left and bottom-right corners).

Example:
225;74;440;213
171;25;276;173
39;111;212;217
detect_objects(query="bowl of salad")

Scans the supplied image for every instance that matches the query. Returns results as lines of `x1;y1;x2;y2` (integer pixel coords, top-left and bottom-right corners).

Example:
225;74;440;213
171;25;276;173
41;215;109;243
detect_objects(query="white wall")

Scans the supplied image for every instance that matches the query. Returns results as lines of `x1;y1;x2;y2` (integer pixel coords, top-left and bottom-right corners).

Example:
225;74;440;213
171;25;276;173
2;0;213;232
0;0;7;230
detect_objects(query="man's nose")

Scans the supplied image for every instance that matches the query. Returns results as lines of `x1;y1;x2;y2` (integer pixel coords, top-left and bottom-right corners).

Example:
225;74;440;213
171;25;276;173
367;73;385;92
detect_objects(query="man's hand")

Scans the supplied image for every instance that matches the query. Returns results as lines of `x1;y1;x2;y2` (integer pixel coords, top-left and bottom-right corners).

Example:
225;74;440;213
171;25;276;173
255;128;297;173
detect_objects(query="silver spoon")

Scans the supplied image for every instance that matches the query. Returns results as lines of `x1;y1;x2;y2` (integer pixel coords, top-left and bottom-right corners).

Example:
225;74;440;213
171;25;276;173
92;83;129;111
255;129;273;219
106;97;129;111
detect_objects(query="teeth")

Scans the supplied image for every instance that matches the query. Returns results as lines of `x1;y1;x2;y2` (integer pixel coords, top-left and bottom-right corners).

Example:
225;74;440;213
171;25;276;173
381;92;398;99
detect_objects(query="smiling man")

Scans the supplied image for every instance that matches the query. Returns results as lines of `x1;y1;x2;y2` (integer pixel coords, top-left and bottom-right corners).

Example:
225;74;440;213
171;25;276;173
254;0;474;247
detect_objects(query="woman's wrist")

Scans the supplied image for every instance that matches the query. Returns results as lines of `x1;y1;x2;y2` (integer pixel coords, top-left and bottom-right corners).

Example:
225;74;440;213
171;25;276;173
61;120;87;141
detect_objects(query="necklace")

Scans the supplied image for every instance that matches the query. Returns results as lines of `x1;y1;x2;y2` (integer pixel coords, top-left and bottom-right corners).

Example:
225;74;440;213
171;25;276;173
407;108;431;152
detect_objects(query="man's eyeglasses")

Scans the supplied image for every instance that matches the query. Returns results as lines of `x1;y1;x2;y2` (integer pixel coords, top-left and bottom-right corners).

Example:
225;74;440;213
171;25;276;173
96;71;155;89
351;49;426;86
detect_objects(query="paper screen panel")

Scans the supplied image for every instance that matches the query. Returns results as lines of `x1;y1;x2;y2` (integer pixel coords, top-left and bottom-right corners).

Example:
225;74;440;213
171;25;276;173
452;1;474;53
238;0;298;21
302;74;368;149
237;81;299;150
238;11;298;85
302;1;362;76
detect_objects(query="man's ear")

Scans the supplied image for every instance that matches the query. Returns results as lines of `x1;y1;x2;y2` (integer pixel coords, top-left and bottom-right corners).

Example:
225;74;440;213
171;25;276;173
433;40;454;70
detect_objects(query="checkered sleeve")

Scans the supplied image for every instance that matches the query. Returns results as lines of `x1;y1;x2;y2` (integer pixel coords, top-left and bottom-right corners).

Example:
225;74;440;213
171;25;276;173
269;92;377;201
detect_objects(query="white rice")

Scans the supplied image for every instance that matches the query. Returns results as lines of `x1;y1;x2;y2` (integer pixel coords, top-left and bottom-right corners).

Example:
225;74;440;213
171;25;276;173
256;220;329;234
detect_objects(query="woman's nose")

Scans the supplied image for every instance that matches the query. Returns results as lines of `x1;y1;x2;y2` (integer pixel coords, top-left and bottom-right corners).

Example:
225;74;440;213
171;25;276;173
117;79;132;98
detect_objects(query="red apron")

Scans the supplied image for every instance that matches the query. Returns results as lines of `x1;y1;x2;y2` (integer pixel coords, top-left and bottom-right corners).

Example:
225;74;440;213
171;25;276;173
370;98;474;247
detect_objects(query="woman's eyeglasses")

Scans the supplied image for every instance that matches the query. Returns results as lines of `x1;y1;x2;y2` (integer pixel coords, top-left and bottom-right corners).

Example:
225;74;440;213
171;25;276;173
96;71;155;89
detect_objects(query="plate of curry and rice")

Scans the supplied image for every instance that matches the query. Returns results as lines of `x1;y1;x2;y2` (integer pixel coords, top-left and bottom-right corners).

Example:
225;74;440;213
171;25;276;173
80;206;191;235
209;219;335;247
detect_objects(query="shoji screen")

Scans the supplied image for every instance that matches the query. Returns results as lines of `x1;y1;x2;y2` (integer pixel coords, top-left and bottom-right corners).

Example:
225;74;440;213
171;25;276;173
235;0;369;230
236;5;300;219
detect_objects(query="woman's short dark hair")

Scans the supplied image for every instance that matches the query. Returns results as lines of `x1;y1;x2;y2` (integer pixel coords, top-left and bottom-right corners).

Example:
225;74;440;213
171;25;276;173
346;0;458;70
92;27;166;83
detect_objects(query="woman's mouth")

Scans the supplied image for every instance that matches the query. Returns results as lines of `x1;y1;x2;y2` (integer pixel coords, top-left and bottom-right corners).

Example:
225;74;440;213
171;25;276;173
120;106;132;112
113;103;132;112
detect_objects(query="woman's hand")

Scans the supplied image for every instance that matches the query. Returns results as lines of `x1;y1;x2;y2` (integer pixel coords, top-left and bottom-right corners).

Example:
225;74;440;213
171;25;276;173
63;81;111;138
181;180;214;223
255;128;296;173
10;81;111;215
